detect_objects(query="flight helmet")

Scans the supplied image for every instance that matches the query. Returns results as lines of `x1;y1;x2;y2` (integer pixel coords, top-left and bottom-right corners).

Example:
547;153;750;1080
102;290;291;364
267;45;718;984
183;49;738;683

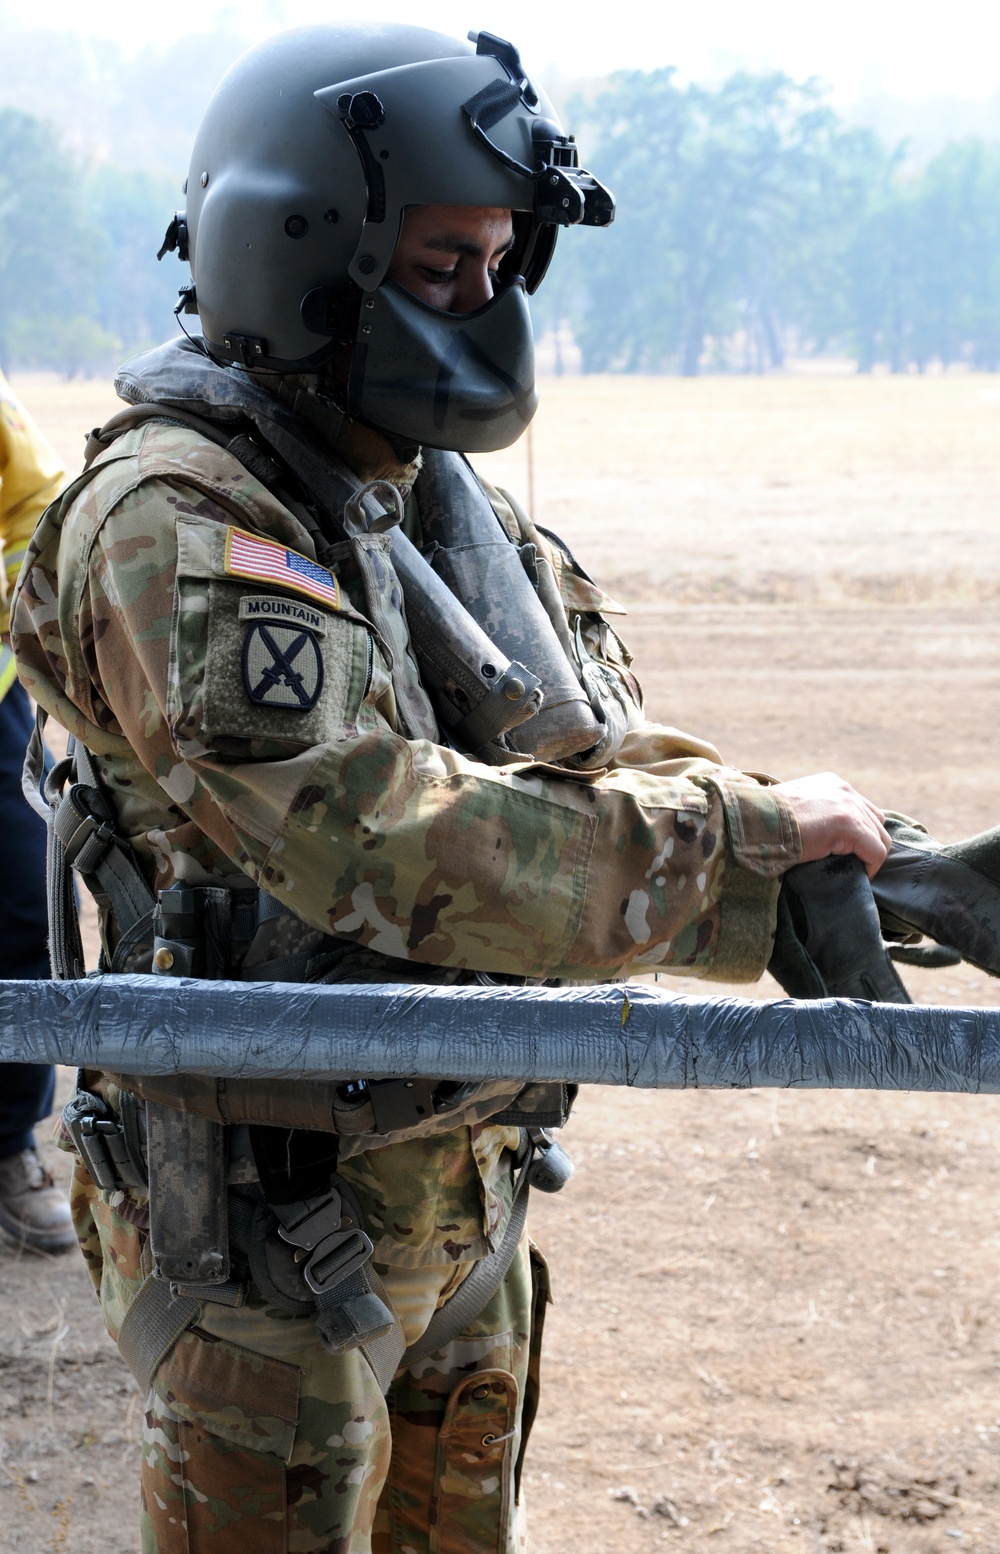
159;23;614;451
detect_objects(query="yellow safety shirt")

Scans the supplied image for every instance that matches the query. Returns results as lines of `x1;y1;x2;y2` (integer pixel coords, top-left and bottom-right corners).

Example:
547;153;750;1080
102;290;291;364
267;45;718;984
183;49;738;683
0;372;64;697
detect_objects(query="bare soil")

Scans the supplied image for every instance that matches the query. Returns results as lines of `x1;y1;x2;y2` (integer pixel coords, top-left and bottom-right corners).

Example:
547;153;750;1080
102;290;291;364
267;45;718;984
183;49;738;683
4;371;1000;1553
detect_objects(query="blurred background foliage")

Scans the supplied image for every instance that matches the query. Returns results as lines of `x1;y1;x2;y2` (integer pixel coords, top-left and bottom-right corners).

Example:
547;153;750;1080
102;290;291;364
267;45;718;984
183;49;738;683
3;44;1000;377
531;69;1000;375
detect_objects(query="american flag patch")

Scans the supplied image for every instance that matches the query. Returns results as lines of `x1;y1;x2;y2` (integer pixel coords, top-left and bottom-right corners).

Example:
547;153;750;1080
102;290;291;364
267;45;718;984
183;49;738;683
224;528;341;611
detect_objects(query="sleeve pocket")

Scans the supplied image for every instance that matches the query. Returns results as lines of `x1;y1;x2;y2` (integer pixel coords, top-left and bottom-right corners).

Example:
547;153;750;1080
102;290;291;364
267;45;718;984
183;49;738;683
167;519;373;752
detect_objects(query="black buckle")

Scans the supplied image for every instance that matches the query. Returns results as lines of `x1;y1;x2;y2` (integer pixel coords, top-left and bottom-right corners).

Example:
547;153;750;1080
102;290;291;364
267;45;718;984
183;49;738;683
276;1192;374;1296
367;1077;436;1134
56;786;117;873
222;332;268;366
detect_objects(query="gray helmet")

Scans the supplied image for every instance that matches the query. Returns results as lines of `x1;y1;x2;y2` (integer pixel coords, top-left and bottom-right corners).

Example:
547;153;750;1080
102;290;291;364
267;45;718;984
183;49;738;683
158;23;613;452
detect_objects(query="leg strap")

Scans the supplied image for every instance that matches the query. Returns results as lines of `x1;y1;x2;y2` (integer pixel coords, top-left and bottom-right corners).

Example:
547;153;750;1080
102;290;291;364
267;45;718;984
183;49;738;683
402;1160;532;1371
117;1274;202;1396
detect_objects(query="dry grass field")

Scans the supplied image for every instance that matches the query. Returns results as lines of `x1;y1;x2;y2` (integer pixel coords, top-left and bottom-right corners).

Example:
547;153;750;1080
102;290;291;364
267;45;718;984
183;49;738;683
3;369;1000;1552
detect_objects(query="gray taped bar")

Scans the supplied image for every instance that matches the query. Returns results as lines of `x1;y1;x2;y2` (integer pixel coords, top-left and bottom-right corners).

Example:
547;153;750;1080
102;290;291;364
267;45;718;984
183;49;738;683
0;976;998;1093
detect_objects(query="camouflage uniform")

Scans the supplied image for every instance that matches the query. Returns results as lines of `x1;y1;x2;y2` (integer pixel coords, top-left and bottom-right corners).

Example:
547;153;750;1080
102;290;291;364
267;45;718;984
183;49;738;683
14;408;801;1552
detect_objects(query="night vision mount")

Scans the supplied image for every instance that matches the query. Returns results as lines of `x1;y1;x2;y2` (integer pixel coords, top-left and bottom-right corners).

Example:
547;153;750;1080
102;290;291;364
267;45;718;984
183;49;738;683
464;30;615;230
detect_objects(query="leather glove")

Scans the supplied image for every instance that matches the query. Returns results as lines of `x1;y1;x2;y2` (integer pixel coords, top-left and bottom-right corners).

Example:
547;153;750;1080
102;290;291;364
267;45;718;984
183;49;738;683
768;853;911;1003
871;816;1000;978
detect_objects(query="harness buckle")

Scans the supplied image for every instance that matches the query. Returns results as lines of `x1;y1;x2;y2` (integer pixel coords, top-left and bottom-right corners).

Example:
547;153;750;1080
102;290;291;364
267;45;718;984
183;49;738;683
54;785;117;874
276;1192;375;1296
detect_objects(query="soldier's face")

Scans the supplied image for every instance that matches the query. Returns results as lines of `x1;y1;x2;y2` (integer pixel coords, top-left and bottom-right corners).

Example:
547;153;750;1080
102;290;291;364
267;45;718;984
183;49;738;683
388;205;515;314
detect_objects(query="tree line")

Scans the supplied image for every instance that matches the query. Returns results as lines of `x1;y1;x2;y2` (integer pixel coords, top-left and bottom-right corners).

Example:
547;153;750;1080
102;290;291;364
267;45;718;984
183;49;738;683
534;70;1000;375
0;109;181;377
3;71;1000;378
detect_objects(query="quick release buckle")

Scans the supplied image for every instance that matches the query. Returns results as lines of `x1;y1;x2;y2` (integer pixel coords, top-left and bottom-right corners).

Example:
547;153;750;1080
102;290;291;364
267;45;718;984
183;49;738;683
54;785;118;874
276;1191;375;1296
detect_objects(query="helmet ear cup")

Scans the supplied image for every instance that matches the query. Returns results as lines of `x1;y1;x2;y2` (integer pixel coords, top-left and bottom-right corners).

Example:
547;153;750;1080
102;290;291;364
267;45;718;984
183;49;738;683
300;284;363;346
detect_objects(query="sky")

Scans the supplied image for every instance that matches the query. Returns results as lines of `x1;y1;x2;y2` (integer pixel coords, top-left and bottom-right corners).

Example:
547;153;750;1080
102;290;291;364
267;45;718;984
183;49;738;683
3;0;1000;106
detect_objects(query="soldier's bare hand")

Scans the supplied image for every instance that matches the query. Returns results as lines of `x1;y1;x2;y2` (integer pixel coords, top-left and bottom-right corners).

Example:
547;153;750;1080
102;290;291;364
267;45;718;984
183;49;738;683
772;772;891;878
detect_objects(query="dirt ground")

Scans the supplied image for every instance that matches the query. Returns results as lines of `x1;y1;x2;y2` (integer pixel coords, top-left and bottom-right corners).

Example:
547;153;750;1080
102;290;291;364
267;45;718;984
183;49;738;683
3;370;1000;1552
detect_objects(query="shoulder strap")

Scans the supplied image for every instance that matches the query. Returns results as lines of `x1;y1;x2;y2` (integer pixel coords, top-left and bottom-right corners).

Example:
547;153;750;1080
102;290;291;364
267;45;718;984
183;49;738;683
84;402;285;491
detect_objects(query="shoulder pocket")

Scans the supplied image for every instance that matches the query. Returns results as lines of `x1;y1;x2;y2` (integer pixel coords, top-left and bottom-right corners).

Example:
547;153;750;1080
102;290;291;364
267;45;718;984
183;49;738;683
168;516;374;750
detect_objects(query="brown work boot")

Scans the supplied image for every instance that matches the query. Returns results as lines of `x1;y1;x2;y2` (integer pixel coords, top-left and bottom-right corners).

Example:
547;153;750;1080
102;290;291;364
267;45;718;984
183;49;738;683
0;1148;76;1252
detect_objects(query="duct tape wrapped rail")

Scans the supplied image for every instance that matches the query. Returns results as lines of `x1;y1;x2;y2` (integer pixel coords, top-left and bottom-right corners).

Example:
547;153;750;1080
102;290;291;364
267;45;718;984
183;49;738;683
0;976;999;1092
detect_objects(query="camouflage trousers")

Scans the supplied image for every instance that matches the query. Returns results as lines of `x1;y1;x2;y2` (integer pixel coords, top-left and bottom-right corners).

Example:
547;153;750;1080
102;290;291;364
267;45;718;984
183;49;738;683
70;1160;549;1554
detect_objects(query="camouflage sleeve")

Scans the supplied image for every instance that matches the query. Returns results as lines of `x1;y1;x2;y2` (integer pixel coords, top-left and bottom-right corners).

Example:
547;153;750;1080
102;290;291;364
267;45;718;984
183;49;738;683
482;483;799;882
16;475;801;983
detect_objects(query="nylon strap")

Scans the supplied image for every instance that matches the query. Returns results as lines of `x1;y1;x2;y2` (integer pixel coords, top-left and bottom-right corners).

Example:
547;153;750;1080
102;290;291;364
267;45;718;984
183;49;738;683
401;1160;531;1372
116;1273;203;1396
24;709;86;980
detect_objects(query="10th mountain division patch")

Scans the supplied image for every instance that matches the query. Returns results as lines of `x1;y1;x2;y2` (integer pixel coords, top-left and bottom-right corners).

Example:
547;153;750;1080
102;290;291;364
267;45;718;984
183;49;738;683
241;605;325;710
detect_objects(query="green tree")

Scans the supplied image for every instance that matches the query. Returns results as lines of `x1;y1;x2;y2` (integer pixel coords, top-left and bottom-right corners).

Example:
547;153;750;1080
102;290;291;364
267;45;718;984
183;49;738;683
844;139;1000;372
0;108;183;376
0;109;103;372
86;163;185;354
559;71;890;375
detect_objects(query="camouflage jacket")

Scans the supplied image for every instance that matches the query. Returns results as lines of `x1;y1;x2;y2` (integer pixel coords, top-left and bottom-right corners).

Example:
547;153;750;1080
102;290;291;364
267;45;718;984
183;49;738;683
13;415;801;1264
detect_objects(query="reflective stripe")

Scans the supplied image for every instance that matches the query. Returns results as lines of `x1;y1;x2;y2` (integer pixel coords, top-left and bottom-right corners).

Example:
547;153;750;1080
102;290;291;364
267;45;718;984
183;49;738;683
0;644;19;704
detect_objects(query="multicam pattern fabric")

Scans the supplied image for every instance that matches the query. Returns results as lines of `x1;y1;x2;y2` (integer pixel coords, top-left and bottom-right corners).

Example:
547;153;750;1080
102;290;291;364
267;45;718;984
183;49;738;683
72;1160;537;1554
13;420;798;987
17;415;801;1264
18;402;802;1553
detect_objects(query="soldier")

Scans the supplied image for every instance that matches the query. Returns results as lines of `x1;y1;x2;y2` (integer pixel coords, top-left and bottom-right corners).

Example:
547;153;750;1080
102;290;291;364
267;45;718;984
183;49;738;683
13;23;889;1553
0;371;73;1252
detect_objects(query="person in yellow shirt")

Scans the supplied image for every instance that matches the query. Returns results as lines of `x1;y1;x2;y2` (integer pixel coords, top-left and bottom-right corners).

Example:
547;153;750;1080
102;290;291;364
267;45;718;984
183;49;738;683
0;371;74;1250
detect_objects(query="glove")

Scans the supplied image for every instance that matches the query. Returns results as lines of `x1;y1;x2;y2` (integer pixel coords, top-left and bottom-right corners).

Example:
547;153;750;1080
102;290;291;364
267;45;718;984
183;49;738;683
768;853;911;1003
871;816;1000;978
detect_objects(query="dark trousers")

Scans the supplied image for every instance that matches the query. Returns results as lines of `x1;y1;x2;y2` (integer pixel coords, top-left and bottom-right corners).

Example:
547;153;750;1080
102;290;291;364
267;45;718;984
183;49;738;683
0;680;53;1158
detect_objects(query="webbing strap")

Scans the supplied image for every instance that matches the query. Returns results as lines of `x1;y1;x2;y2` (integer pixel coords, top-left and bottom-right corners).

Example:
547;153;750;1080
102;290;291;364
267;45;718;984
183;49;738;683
53;786;156;932
401;1161;531;1371
35;730;157;976
359;1263;406;1394
116;1273;202;1396
114;1169;527;1398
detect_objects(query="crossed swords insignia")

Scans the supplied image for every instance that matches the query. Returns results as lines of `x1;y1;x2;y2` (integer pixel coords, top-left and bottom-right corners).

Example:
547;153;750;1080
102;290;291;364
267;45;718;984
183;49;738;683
247;623;320;708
